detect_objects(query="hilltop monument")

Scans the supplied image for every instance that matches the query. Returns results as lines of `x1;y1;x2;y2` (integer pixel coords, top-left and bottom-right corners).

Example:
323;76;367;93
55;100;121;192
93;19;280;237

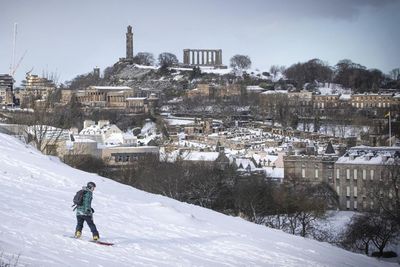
119;25;134;63
183;49;226;69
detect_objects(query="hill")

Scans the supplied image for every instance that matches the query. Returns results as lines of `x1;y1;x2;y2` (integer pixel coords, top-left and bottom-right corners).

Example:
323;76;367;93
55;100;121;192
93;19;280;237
0;133;394;266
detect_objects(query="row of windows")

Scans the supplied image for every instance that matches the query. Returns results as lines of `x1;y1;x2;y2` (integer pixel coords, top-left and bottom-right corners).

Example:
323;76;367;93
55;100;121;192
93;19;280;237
345;200;374;210
337;169;375;180
352;102;391;108
300;167;379;181
114;155;139;162
301;168;319;179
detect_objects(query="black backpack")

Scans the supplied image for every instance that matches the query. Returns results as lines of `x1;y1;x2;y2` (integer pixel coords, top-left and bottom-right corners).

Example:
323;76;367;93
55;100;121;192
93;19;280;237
72;190;85;209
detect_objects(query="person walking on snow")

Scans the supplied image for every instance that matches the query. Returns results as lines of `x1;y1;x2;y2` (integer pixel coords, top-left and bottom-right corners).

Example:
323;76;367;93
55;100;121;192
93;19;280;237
74;182;99;240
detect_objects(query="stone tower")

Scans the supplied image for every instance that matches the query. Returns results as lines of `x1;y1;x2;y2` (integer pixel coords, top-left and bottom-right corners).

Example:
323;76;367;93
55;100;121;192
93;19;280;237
126;25;133;59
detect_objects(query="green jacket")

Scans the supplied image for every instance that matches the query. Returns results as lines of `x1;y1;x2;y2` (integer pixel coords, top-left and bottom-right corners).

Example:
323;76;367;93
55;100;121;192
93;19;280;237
76;187;93;216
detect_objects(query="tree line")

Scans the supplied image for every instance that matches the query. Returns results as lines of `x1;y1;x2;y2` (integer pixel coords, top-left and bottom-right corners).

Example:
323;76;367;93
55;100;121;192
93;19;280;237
283;58;400;92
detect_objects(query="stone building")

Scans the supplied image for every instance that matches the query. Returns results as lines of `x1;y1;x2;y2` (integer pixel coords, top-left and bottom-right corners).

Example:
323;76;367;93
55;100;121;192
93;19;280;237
334;146;400;212
186;84;212;99
284;144;400;212
186;83;241;100
183;118;224;136
75;86;135;108
283;142;337;185
102;146;159;166
0;74;14;105
215;84;241;99
313;94;340;110
287;90;313;114
350;93;398;110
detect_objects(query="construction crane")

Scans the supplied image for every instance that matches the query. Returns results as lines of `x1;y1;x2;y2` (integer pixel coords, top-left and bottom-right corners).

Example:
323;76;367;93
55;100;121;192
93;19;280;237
9;23;27;77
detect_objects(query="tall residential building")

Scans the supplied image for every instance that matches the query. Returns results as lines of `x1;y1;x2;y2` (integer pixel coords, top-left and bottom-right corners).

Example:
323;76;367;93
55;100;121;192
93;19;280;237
0;74;14;105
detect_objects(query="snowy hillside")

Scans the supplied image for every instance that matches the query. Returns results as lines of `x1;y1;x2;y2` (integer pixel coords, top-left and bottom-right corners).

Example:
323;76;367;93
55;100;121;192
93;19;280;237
0;133;394;266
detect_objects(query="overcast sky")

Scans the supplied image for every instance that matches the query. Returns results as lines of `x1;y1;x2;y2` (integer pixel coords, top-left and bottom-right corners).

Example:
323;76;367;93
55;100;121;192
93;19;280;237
1;0;399;85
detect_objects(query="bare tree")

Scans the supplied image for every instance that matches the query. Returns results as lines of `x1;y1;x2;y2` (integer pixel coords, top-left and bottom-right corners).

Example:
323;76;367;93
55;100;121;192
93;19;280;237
340;214;374;255
10;92;68;154
158;52;179;68
389;68;400;80
134;52;155;66
370;159;400;226
230;55;252;71
340;213;399;256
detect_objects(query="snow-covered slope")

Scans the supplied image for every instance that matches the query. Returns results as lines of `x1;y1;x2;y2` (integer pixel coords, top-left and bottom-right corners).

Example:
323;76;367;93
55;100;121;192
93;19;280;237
0;133;394;266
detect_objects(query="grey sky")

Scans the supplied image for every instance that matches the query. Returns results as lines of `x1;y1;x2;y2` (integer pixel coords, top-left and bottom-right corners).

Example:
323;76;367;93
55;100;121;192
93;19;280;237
1;0;399;85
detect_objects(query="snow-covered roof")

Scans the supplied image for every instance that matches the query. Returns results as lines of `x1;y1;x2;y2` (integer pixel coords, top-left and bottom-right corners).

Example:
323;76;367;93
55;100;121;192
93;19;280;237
181;151;220;161
336;146;400;165
104;133;124;146
260;90;288;95
246;85;264;91
233;157;255;168
126;97;147;100
80;123;121;136
339;94;351;100
263;167;284;179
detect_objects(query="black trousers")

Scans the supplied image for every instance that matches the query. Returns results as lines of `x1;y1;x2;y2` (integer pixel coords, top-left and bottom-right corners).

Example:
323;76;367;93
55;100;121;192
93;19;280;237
76;215;99;236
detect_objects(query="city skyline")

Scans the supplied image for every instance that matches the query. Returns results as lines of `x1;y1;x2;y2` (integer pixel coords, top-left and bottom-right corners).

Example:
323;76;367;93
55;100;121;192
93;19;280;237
1;0;399;85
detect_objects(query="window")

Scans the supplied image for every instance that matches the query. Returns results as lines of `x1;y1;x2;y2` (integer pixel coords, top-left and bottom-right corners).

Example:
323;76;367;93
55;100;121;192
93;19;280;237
336;186;340;195
302;169;306;178
354;187;357;197
336;169;340;179
346;186;350;197
353;169;357;180
370;201;374;210
346;169;350;180
346;200;350;209
315;169;319;179
354;201;358;210
370;169;374;180
362;169;366;180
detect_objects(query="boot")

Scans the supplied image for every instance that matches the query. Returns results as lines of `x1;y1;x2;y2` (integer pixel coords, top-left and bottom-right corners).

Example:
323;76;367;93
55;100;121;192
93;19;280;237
75;230;81;238
93;234;99;241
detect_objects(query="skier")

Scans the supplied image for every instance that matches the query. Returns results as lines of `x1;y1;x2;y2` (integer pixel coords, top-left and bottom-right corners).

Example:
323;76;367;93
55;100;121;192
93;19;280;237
74;181;100;241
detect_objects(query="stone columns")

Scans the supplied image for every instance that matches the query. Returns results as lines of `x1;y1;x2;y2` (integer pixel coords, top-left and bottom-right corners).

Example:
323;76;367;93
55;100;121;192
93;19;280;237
182;49;224;67
183;49;190;65
215;50;222;65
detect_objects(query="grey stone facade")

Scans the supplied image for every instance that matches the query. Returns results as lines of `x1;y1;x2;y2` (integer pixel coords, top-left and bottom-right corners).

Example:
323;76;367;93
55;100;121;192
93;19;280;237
283;145;400;212
335;146;399;212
